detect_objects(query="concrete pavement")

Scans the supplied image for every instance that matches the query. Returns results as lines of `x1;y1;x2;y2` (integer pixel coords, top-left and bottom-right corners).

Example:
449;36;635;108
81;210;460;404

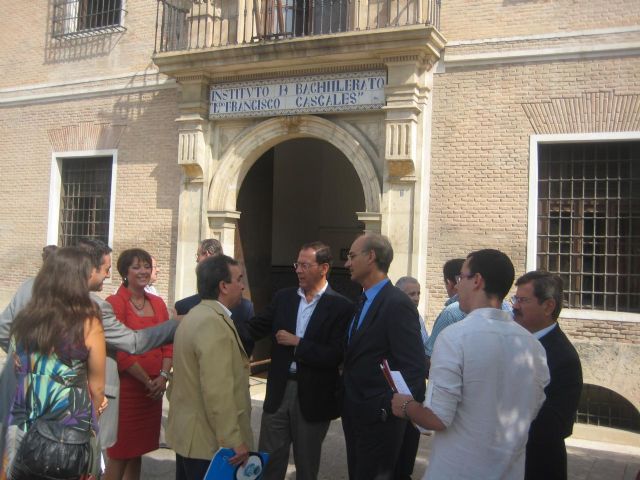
141;376;640;479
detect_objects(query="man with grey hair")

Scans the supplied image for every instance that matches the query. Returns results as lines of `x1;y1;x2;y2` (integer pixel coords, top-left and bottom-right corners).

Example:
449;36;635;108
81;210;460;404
175;238;255;355
513;271;582;480
342;233;426;479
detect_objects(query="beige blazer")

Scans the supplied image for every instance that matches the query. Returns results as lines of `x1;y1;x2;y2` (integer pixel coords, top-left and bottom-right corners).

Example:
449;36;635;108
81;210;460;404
166;299;253;460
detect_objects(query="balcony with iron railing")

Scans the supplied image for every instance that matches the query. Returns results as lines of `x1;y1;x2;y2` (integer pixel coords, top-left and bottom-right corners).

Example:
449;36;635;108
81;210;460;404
154;0;440;53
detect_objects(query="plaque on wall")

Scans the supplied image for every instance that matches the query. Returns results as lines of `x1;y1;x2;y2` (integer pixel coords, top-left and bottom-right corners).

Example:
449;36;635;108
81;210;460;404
209;70;386;119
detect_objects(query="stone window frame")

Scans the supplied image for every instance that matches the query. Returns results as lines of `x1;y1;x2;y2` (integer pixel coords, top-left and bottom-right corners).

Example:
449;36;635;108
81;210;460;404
527;132;640;323
47;150;118;282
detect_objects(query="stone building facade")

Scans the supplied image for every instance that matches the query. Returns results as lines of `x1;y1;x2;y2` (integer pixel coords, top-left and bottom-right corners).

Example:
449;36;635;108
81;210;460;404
1;0;638;431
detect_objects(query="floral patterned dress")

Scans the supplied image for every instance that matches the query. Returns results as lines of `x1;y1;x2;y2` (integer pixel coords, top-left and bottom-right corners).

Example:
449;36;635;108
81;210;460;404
7;341;96;480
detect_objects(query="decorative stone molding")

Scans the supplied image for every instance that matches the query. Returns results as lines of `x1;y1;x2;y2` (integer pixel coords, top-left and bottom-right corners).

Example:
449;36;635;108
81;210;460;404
385;120;416;180
356;212;382;233
282;116;303;134
177;115;208;179
522;90;640;134
208;115;381;214
47;121;126;151
207;210;241;255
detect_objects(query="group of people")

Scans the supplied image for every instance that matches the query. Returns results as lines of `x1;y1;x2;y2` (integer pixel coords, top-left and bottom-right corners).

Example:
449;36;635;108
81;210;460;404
0;232;583;480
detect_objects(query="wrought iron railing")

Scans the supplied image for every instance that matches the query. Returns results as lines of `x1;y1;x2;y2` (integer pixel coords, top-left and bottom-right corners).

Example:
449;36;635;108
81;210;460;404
154;0;440;52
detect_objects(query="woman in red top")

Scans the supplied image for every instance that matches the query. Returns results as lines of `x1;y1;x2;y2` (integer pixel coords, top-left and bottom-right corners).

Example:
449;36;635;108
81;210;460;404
104;248;172;480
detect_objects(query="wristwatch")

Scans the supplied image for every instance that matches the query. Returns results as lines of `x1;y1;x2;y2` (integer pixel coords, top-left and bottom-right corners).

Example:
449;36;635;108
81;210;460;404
380;408;388;422
159;369;171;380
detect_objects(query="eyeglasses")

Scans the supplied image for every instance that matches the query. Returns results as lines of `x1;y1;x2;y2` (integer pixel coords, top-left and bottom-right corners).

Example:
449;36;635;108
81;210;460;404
455;273;475;284
511;295;534;305
293;262;318;271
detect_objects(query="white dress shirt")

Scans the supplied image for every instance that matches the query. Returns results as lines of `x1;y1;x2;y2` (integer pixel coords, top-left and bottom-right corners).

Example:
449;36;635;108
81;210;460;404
290;282;328;373
424;308;550;479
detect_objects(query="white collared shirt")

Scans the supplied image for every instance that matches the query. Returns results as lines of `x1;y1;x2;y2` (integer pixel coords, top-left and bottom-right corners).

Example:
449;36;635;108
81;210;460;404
290;282;328;373
424;307;550;479
215;300;232;318
534;322;557;340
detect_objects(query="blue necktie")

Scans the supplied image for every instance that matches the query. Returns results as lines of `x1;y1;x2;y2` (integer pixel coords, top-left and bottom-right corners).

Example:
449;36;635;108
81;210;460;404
349;293;367;343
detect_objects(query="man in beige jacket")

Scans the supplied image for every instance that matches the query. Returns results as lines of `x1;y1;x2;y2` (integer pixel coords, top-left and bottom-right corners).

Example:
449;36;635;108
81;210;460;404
167;254;253;479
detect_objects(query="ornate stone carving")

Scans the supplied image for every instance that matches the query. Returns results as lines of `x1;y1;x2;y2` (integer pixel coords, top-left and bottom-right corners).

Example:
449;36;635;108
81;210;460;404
47;121;126;151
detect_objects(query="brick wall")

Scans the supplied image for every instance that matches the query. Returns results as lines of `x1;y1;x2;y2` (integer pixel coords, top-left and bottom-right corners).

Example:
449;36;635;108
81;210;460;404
562;318;640;345
0;0;160;89
426;55;640;341
440;0;640;41
0;88;182;306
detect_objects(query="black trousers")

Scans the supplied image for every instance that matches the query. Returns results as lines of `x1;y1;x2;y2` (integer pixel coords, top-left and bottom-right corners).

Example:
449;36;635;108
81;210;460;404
393;423;420;479
342;402;407;480
175;453;211;480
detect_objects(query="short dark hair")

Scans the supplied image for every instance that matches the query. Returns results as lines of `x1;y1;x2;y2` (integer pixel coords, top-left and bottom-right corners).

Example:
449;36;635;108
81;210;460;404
443;258;465;284
466;249;514;301
76;238;112;270
516;271;564;320
199;238;223;257
360;233;394;274
300;241;332;266
197;255;238;300
116;248;153;286
42;245;58;262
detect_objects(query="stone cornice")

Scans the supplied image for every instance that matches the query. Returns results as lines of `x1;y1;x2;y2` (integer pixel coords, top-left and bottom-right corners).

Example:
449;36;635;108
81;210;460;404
0;71;175;107
153;25;446;80
444;41;640;69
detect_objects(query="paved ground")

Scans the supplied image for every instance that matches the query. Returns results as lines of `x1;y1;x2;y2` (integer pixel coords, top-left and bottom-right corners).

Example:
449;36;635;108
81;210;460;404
140;377;640;480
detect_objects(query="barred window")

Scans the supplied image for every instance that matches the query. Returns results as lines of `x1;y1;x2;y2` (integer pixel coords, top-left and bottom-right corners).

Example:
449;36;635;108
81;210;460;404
537;141;640;313
59;157;113;247
53;0;125;37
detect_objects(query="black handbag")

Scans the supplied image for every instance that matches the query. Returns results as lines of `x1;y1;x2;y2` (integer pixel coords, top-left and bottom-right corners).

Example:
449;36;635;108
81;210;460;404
10;418;92;480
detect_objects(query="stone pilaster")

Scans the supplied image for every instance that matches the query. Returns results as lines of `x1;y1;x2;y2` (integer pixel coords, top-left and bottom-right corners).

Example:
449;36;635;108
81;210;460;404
381;54;434;281
207;210;241;257
174;74;210;299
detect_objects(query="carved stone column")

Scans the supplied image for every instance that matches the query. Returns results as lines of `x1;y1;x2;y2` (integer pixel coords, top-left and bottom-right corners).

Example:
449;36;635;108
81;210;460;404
174;74;210;299
207;210;241;257
381;54;436;283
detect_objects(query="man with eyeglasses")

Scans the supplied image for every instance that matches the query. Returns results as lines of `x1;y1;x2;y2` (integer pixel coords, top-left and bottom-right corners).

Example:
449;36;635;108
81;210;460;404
390;249;549;479
246;241;352;480
342;233;426;480
175;238;255;355
513;271;583;480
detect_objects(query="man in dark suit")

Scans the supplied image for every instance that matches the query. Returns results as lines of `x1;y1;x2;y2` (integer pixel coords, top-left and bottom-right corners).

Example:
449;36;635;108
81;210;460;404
175;238;255;355
247;241;352;480
342;233;427;480
513;271;583;480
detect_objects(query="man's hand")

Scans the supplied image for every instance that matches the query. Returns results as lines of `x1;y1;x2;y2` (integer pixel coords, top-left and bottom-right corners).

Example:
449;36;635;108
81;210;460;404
276;330;300;347
391;393;414;418
228;443;250;466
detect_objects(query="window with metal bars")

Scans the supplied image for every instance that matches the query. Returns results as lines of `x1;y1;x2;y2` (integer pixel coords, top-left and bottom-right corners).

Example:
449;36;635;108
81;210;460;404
53;0;125;37
537;141;640;313
59;157;112;247
576;384;640;432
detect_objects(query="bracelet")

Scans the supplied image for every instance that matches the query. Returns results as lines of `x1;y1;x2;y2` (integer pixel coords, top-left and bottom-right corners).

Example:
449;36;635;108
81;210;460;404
159;369;171;380
401;399;415;419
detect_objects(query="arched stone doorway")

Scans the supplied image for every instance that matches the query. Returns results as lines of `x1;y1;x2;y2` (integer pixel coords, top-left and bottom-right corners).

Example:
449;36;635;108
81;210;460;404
236;137;366;313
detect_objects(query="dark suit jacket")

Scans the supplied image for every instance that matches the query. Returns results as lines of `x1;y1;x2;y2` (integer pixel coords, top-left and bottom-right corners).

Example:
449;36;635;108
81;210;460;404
176;294;255;356
247;285;353;422
525;324;583;480
343;281;427;424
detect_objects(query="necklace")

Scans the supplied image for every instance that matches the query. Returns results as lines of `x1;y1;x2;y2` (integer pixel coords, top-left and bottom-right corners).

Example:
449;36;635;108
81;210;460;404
129;296;146;311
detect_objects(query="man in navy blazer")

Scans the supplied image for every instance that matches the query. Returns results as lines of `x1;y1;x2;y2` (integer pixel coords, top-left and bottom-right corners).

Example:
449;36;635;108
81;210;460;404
342;233;427;480
175;238;255;355
513;271;583;480
247;241;353;480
